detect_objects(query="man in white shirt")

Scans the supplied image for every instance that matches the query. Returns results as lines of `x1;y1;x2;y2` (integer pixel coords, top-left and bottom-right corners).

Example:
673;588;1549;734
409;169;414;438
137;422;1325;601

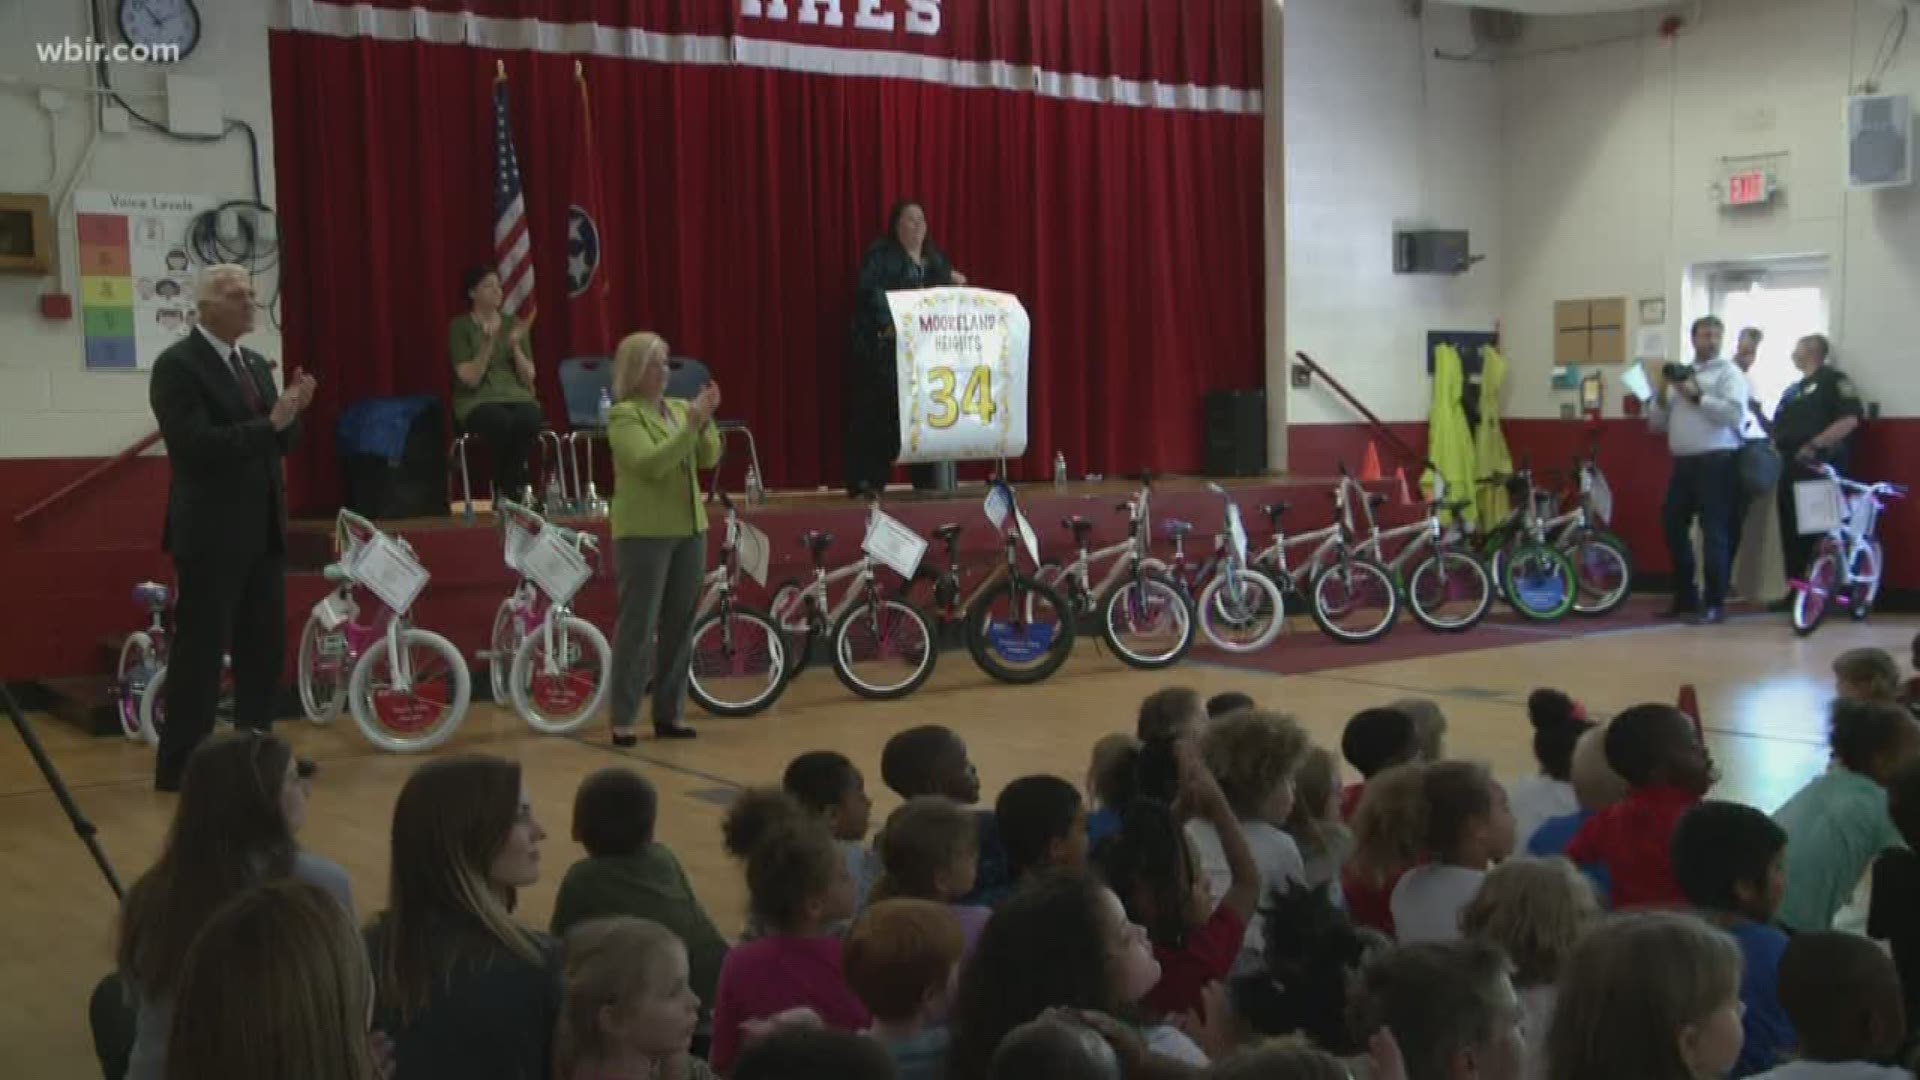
1648;316;1748;625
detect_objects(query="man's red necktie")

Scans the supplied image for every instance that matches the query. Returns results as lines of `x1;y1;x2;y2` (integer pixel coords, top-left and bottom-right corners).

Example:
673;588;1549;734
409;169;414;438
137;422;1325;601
228;349;262;414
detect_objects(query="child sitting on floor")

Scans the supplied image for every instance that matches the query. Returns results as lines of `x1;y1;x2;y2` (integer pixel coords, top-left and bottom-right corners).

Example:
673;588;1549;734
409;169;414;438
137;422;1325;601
880;725;1001;906
1509;689;1594;847
1751;931;1913;1080
1460;857;1599;1080
1835;648;1904;705
1869;759;1920;1048
1352;760;1516;944
1191;709;1311;971
1338;706;1424;934
995;775;1089;893
870;797;991;953
1565;702;1716;910
1285;747;1355;905
556;917;714;1080
1546;910;1745;1080
1774;699;1919;933
1085;732;1140;849
843;899;965;1080
1526;720;1626;905
784;751;878;914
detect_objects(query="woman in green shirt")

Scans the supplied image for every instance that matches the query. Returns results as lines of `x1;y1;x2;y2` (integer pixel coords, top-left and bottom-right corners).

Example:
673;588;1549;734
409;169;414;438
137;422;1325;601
449;267;543;503
606;331;721;745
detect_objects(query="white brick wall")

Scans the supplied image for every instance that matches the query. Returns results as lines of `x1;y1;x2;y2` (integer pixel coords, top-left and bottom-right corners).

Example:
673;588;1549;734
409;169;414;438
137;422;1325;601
0;0;279;458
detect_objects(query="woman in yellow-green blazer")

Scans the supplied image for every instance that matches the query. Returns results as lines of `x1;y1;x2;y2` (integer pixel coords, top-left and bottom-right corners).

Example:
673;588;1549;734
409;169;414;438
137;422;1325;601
605;331;722;745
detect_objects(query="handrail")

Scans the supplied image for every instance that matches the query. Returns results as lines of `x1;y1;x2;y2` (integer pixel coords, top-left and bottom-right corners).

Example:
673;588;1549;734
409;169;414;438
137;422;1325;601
11;430;164;527
1292;351;1433;474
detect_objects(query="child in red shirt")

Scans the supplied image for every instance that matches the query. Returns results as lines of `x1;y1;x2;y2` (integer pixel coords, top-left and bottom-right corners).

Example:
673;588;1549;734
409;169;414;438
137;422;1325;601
1096;742;1260;1019
1565;702;1717;910
1337;707;1425;934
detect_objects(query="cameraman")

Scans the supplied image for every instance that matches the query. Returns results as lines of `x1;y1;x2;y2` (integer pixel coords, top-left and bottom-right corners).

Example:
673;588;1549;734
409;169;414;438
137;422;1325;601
1648;315;1748;624
1767;334;1863;608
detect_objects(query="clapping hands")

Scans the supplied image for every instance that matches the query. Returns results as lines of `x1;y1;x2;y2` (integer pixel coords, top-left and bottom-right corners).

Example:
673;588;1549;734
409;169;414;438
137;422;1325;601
686;381;723;426
269;370;317;431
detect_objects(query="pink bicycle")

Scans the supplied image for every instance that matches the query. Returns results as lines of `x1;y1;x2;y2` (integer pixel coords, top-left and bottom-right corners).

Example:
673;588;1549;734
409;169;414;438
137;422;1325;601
295;510;471;752
487;501;612;734
112;581;233;745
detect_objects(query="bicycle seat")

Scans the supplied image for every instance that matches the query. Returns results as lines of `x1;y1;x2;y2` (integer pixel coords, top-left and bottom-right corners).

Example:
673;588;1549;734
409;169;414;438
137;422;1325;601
1262;502;1291;524
1366;493;1389;508
1431;499;1473;515
1163;520;1194;539
132;581;170;609
933;523;965;544
1062;516;1097;540
322;564;351;584
801;531;834;556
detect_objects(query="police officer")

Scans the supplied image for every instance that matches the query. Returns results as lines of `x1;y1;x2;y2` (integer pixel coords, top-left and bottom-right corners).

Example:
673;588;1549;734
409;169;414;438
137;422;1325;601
1768;333;1864;609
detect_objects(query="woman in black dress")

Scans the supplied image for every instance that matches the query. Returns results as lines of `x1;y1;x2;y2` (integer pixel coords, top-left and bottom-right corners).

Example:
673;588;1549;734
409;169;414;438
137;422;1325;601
844;199;966;497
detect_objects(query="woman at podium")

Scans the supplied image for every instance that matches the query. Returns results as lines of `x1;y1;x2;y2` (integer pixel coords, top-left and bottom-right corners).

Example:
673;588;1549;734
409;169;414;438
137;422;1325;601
844;199;966;497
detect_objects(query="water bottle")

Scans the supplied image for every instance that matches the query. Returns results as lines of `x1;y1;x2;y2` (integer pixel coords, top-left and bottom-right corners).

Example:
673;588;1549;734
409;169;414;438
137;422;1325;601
544;471;565;516
745;465;765;506
596;387;612;427
1053;452;1068;493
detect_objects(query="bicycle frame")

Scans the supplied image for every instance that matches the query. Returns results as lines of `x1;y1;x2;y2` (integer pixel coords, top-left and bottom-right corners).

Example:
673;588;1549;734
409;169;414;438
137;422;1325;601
1256;474;1365;588
330;510;422;691
1053;482;1158;604
497;500;600;680
1809;467;1900;589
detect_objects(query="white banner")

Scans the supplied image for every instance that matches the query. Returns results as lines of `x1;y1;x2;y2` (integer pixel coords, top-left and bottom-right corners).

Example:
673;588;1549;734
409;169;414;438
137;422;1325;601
888;287;1030;463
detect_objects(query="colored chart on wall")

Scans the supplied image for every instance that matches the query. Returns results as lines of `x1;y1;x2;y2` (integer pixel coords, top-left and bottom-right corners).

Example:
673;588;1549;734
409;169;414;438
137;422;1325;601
75;190;218;370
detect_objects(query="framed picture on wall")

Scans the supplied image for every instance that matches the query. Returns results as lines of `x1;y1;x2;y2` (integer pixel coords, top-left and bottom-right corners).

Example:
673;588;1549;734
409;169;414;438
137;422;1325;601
0;193;53;274
1638;297;1667;324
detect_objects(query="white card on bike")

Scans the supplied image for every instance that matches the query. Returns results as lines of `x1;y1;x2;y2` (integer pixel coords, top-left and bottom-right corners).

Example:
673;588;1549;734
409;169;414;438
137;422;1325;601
521;528;592;606
503;517;536;572
736;521;772;588
1587;468;1614;526
1794;480;1843;535
983;485;1011;529
312;593;350;630
349;533;430;615
1226;504;1249;562
1013;508;1040;568
864;509;928;581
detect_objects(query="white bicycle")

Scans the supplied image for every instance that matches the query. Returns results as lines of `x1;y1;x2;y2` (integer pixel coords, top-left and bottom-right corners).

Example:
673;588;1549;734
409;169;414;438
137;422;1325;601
1035;475;1195;669
296;510;471;752
687;488;789;717
1155;485;1287;653
1791;463;1906;636
490;501;613;734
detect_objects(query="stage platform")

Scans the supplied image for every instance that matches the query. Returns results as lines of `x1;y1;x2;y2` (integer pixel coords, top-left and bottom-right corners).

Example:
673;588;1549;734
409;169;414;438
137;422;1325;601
279;473;1399;689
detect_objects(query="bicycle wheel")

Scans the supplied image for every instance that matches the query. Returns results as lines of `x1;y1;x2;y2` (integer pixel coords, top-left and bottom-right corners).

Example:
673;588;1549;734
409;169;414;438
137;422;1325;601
1561;531;1633;617
1405;551;1493;633
115;632;156;741
688;604;789;717
137;663;168;747
1100;569;1194;669
1196;568;1285;653
510;615;612;735
348;628;472;753
487;599;523;705
831;596;937;699
1847;541;1883;622
1793;545;1841;636
964;575;1076;683
1502;543;1577;622
1308;558;1400;644
297;615;350;724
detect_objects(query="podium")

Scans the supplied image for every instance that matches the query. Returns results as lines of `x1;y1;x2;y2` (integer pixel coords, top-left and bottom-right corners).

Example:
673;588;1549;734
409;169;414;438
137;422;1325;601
886;287;1031;477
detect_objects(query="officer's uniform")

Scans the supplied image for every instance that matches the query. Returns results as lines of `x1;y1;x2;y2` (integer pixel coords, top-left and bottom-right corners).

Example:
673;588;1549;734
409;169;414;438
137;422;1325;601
1771;364;1866;583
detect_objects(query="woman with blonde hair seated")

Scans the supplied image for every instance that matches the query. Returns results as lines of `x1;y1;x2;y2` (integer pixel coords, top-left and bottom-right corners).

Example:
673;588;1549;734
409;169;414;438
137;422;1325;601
606;331;721;745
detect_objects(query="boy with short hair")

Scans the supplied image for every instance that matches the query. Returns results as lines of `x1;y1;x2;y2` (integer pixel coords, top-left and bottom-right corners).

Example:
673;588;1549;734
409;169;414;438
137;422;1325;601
1671;800;1796;1076
843;899;967;1080
1565;702;1717;909
881;724;1002;907
1750;931;1912;1080
995;775;1089;890
1360;939;1526;1080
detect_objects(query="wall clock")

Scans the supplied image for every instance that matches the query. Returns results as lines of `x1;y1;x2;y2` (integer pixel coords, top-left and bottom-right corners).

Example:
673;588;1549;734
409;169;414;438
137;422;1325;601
118;0;201;62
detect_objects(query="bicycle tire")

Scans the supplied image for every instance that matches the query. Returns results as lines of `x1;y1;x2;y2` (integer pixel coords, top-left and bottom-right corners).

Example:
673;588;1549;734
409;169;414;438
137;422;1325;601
1502;543;1577;622
488;598;521;705
1405;551;1493;633
963;575;1077;683
297;614;349;724
1847;541;1883;622
831;596;938;699
688;605;789;717
510;615;612;735
1793;547;1841;637
348;628;472;753
1099;569;1194;669
1307;557;1400;644
115;631;155;742
1561;530;1633;617
1196;568;1286;653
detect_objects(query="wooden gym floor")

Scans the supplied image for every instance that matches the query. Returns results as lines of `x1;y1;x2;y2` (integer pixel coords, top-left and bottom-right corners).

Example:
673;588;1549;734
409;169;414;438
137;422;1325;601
3;608;1913;1076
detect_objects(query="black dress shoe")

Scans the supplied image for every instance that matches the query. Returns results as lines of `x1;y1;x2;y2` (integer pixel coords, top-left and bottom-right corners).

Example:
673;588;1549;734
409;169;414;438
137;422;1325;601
1689;607;1726;626
611;730;639;749
654;723;698;741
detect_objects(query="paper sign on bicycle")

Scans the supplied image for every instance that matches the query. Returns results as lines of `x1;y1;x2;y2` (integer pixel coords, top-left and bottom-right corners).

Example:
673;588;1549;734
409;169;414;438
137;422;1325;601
888;288;1030;464
984;484;1040;566
1226;505;1249;563
503;517;536;572
863;509;929;580
1588;469;1614;526
1794;480;1844;535
736;521;772;587
349;533;430;615
521;529;592;606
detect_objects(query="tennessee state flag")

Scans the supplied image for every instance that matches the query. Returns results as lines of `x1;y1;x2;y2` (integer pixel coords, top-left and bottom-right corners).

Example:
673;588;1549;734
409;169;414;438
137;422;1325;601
565;60;612;356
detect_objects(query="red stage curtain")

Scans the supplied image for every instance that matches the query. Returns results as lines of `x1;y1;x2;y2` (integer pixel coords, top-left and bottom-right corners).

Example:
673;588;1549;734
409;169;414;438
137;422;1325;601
269;1;1264;513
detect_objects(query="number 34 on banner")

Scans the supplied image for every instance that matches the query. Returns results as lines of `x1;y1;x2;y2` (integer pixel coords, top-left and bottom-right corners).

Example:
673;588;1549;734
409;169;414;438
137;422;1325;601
887;287;1030;464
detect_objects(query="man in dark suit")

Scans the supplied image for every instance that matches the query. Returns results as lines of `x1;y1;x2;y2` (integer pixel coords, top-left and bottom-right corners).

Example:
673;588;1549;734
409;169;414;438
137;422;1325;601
148;264;316;791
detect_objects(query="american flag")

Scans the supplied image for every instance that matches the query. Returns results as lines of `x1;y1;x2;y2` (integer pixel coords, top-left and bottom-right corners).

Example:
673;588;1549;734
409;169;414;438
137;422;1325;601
492;77;536;319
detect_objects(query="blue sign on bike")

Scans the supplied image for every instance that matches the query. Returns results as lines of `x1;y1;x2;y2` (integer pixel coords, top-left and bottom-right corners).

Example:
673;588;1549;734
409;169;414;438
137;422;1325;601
986;620;1058;663
1513;574;1568;615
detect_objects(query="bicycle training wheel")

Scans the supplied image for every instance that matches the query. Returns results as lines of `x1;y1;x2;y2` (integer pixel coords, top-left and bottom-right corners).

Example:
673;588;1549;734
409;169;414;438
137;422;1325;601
688;604;789;717
297;614;350;724
115;632;156;742
1405;551;1493;633
348;628;472;753
963;575;1076;683
136;662;168;746
1502;543;1577;622
510;615;612;735
1100;569;1194;669
1196;569;1286;653
1307;557;1400;644
832;596;937;699
1793;545;1841;637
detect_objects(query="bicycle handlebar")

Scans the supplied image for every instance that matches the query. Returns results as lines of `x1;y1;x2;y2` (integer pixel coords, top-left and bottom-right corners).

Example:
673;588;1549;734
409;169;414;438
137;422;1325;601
1816;463;1907;497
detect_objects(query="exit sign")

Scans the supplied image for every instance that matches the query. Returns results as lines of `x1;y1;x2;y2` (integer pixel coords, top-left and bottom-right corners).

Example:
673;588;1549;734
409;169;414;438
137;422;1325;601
1725;169;1774;206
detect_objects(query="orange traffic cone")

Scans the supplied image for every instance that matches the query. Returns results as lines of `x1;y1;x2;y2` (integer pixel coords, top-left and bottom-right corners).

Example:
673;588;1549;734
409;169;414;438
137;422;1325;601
1395;467;1414;506
1677;684;1703;741
1359;442;1384;482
